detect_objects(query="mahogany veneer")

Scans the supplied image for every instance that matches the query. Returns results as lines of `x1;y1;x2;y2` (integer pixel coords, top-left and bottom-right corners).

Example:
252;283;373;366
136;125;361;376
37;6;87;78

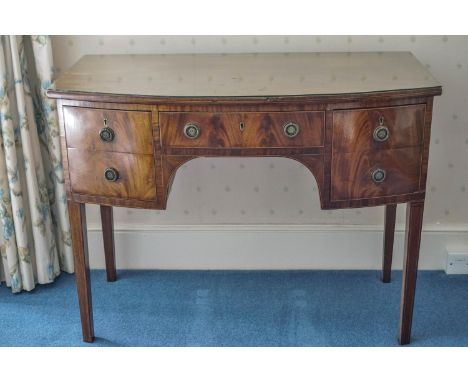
160;111;324;148
64;106;153;154
332;104;425;152
67;149;157;200
48;52;442;345
331;147;422;201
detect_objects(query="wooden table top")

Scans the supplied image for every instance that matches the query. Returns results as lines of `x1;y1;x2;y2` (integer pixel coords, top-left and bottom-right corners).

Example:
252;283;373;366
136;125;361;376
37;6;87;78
51;52;441;99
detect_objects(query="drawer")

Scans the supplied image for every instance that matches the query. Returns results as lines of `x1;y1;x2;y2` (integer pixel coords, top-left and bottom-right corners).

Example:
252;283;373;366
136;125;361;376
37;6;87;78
63;106;153;154
332;105;425;153
160;111;324;148
331;147;421;201
67;149;157;200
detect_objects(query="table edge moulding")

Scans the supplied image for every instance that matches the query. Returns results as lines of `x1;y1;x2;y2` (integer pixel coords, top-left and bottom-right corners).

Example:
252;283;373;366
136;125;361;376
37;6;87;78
47;52;442;345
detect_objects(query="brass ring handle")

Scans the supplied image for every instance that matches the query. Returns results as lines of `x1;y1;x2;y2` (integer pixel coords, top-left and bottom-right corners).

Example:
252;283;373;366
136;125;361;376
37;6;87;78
371;168;386;183
99;127;115;142
183;123;200;139
283;122;300;138
104;167;119;182
373;126;389;142
373;116;389;142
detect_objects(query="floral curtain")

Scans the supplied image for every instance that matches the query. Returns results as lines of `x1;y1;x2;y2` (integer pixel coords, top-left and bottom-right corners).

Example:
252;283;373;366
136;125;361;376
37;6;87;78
0;35;73;293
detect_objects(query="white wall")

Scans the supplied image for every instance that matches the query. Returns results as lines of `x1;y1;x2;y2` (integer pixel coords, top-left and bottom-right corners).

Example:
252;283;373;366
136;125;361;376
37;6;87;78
85;224;468;270
51;36;468;269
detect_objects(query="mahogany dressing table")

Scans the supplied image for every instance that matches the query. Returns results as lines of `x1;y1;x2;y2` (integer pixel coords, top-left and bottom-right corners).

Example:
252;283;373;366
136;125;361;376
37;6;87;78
47;52;442;345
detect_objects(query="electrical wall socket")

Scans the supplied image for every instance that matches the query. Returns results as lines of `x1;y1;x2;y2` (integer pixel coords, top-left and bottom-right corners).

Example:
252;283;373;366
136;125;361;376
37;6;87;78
446;250;468;275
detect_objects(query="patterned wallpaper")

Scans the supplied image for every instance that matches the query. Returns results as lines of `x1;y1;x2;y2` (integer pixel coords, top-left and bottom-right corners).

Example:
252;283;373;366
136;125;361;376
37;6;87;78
51;36;468;227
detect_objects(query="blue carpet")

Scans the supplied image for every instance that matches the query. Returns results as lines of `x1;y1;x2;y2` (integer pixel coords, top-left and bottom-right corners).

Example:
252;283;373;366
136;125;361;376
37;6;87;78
1;270;467;346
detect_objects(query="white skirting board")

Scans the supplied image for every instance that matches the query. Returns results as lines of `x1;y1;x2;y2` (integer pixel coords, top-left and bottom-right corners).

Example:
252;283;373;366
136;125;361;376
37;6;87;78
85;224;468;270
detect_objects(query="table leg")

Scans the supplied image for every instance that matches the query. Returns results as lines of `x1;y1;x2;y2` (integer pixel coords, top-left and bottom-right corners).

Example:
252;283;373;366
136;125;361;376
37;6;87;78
68;201;94;343
381;204;397;283
398;201;424;345
100;205;117;282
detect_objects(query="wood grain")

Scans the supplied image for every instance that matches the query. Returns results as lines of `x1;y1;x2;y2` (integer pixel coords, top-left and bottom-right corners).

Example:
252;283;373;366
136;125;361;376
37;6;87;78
399;201;425;345
58;97;434;212
419;98;434;190
162;147;322;156
332;104;425;153
331;147;422;201
382;204;397;283
160;111;324;149
162;155;196;201
48;53;441;99
288;155;325;207
49;53;442;345
240;111;324;148
64;106;153;154
67;149;157;201
327;191;425;210
68;201;94;342
160;112;242;148
72;193;162;210
49;87;442;106
100;205;116;282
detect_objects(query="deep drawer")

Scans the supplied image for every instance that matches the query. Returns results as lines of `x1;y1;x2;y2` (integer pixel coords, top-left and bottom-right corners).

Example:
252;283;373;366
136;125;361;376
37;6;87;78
331;147;422;201
67;148;157;200
63;106;153;154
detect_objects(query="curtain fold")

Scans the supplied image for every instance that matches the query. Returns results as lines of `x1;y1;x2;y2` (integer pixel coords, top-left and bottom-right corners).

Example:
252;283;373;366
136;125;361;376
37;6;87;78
0;35;73;293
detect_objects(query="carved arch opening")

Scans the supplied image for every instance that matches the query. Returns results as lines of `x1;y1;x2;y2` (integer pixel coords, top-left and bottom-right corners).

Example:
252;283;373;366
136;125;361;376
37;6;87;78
160;155;326;210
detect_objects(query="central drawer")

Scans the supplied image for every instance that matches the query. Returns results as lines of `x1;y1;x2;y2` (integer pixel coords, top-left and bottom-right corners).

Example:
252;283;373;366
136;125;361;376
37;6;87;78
160;111;324;149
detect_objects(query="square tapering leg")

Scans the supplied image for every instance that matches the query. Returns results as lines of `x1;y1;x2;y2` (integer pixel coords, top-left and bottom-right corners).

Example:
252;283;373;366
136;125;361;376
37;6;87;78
382;204;397;283
100;205;117;282
68;201;94;343
398;201;424;345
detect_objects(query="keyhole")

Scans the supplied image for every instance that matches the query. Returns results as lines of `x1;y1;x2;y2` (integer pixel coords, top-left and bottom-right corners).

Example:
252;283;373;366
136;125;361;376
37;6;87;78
104;118;108;127
240;121;245;132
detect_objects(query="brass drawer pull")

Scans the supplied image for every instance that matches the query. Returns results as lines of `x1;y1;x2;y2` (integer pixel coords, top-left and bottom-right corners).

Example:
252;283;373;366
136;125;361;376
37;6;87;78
283;122;300;138
371;168;386;183
373;116;389;142
183;123;200;139
99;127;115;142
104;167;119;182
